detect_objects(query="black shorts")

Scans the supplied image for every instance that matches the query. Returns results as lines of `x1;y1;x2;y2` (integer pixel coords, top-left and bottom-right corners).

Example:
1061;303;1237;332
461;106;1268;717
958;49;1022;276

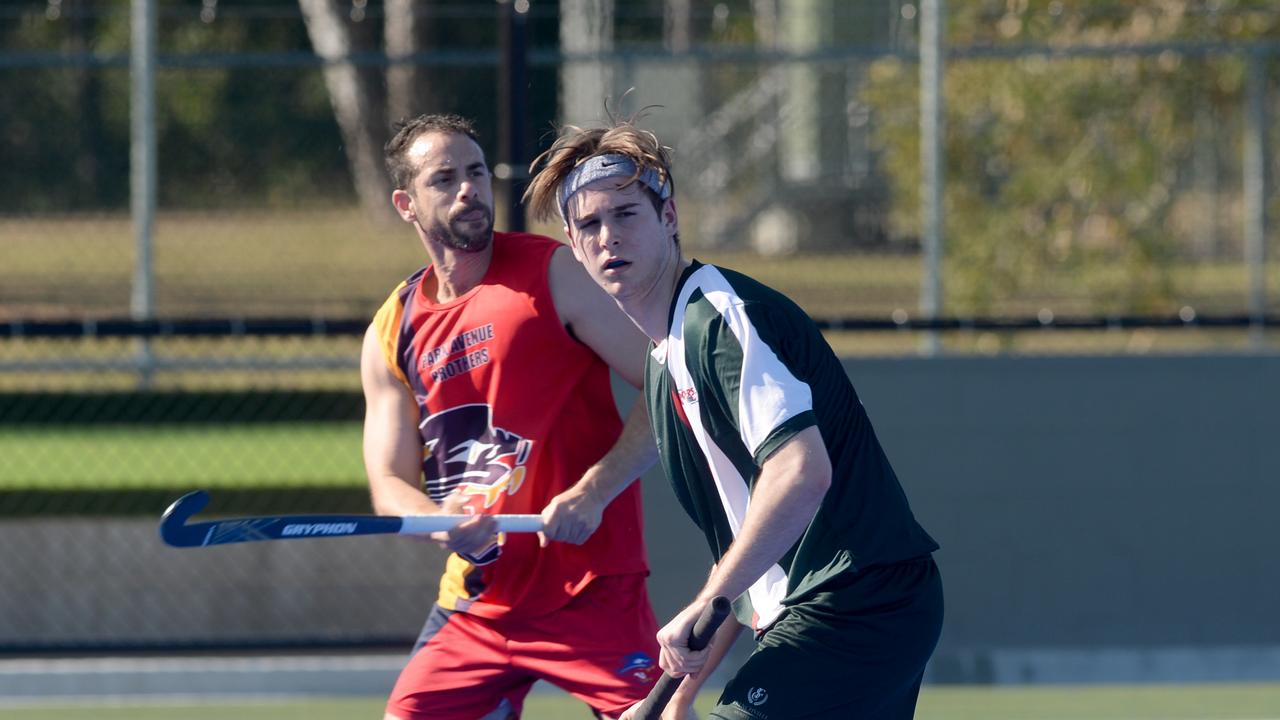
710;556;944;720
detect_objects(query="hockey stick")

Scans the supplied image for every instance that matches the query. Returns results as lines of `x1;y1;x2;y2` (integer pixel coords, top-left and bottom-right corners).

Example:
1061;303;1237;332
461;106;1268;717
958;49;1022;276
633;595;733;720
159;489;543;548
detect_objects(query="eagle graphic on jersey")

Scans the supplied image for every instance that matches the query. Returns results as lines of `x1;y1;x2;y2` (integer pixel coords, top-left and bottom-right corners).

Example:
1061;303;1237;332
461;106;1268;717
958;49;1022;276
418;403;533;565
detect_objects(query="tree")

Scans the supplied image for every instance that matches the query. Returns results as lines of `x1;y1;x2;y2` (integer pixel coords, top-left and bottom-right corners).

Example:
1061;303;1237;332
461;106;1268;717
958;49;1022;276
560;0;615;123
386;0;442;125
863;0;1280;316
298;0;393;222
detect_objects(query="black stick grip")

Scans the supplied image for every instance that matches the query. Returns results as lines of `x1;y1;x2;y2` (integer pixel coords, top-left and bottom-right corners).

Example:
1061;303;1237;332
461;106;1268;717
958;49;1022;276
633;595;732;720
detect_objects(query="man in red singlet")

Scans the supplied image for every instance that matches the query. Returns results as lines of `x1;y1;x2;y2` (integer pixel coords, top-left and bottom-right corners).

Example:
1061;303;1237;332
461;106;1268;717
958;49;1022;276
363;114;663;720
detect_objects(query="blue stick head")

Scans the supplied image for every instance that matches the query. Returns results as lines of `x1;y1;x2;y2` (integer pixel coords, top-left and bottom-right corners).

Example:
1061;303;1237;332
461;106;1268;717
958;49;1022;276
159;490;212;547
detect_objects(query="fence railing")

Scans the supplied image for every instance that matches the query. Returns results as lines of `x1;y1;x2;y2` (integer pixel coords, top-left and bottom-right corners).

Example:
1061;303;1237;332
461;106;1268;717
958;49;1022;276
3;5;1278;365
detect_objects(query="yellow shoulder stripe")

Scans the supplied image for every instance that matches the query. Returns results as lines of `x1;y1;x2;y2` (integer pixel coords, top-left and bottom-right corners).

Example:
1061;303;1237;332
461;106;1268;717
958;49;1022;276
372;282;412;390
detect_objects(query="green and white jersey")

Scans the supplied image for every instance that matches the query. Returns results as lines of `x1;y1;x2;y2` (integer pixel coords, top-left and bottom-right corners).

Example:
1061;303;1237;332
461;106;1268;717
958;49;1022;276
645;261;938;630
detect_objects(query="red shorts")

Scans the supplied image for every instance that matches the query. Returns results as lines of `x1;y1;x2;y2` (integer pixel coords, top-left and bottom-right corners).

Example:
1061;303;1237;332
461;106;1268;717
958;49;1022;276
386;572;660;720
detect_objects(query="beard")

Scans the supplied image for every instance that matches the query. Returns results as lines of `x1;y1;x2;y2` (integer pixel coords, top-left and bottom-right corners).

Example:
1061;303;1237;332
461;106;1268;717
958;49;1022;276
425;203;494;253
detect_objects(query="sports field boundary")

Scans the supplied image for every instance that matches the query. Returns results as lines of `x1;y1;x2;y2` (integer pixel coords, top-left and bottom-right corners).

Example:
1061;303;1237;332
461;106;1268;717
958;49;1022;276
0;652;404;699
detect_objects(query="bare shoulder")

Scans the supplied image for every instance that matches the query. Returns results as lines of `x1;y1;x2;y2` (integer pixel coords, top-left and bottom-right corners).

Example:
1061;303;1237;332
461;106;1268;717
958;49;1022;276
360;322;402;395
545;245;649;387
360;322;381;366
546;244;603;326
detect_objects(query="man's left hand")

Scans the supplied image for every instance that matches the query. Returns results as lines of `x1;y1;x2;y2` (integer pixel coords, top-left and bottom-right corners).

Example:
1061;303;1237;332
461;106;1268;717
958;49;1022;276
538;484;605;546
656;600;713;677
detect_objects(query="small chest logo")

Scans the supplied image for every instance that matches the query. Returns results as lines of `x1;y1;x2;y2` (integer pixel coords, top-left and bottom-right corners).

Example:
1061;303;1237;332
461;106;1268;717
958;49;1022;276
616;652;656;684
747;686;768;706
676;386;698;405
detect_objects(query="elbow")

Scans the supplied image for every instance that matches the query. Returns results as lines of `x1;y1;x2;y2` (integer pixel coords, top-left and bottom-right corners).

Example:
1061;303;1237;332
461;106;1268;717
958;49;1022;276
370;494;399;517
809;470;832;502
805;456;833;502
366;473;414;515
366;483;394;516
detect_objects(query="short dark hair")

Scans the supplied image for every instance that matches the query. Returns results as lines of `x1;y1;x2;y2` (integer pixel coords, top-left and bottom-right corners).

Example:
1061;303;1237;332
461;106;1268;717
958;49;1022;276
384;114;482;190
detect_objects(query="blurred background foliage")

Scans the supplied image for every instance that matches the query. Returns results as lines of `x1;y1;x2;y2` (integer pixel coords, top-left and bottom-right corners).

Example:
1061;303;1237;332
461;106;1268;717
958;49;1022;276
864;0;1280;315
1;0;1277;328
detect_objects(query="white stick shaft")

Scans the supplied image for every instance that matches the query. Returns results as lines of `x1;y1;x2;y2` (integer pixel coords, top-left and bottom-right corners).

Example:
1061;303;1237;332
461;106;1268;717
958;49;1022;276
398;514;544;534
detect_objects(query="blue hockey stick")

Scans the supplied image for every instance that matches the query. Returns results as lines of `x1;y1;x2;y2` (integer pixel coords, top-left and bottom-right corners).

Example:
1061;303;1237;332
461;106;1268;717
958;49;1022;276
159;489;543;548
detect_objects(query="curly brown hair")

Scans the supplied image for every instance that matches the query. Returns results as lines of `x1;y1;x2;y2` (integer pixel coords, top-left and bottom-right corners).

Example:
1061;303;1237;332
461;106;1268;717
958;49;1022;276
524;120;675;223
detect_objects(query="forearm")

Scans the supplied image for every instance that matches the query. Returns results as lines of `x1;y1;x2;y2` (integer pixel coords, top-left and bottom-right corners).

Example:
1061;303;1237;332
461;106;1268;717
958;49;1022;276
362;324;439;518
363;413;437;517
572;397;656;504
366;471;440;516
697;430;830;604
697;498;814;606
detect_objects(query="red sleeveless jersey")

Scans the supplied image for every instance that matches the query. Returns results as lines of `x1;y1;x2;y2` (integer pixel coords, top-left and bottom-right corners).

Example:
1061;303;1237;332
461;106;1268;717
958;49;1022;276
372;232;647;620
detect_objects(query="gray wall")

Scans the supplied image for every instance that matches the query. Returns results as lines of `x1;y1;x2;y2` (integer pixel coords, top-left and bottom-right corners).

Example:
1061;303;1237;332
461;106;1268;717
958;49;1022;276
4;355;1277;685
848;354;1280;682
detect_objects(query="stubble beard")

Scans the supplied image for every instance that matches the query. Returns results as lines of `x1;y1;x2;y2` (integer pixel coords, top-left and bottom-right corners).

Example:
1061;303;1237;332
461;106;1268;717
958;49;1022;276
427;205;494;253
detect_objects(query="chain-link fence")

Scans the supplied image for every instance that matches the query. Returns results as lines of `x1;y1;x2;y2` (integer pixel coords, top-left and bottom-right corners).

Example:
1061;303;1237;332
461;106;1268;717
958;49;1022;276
2;0;1279;652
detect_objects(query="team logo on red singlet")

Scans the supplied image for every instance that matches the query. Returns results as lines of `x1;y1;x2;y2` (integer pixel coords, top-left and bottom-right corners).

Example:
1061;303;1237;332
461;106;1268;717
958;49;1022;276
419;403;533;508
616;652;657;684
419;403;533;565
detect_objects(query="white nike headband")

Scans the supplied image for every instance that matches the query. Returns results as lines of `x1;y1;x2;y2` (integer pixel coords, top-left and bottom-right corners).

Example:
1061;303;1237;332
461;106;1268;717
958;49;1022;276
557;153;672;221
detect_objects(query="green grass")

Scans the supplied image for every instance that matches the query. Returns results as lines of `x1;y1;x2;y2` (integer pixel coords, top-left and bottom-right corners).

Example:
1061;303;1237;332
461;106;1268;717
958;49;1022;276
3;209;1275;321
2;210;1277;387
0;423;364;489
0;335;365;392
914;682;1280;719
2;683;1278;719
0;211;424;318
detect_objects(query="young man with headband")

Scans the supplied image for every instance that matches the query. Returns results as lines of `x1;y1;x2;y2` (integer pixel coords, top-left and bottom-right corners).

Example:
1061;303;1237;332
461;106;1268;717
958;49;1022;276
526;122;944;719
364;113;663;720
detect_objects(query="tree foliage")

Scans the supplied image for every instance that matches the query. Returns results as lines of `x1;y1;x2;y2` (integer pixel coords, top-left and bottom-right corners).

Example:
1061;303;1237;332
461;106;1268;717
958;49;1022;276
0;1;362;212
0;0;560;214
864;0;1280;315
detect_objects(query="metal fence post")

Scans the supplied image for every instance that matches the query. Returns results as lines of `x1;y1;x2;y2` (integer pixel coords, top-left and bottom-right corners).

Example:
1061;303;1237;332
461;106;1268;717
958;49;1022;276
497;0;530;233
1243;51;1269;349
131;0;157;386
919;0;944;355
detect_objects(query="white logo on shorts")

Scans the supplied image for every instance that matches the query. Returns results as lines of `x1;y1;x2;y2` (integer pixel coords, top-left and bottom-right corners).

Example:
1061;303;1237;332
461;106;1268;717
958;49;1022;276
747;686;768;706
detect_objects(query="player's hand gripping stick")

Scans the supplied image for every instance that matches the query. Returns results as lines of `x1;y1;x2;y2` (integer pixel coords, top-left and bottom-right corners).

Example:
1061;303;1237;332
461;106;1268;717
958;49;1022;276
633;595;732;720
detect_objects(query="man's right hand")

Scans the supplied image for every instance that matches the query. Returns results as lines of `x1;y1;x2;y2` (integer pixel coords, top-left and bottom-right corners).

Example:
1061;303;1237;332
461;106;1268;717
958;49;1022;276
537;482;606;547
429;491;498;556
